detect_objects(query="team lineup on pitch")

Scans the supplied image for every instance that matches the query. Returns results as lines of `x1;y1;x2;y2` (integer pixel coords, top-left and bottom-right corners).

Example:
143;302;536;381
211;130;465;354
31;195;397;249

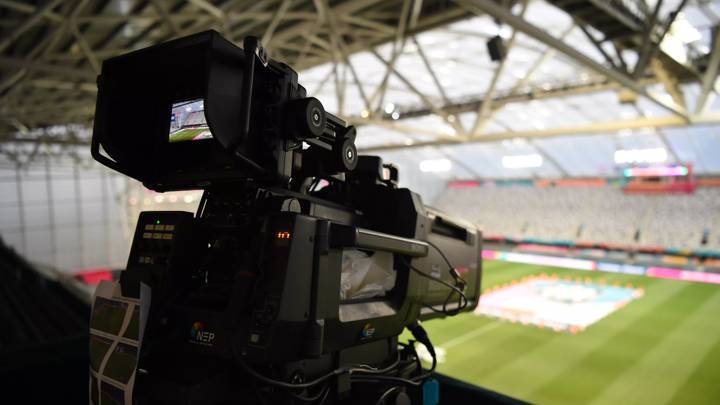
477;274;645;334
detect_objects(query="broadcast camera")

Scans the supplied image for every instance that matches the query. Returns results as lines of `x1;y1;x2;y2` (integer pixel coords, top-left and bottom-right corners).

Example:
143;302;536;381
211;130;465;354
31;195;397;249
90;30;481;405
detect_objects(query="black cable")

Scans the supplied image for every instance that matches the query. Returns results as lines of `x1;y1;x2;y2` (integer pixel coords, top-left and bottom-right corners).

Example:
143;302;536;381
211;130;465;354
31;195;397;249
402;258;463;297
426;239;468;296
235;351;402;390
430;280;468;316
352;326;436;389
250;376;272;405
402;257;468;316
350;375;424;387
364;353;403;373
408;341;423;377
412;354;437;382
415;239;470;315
237;357;344;389
287;384;331;403
374;386;401;405
316;384;331;405
425;239;456;273
306;177;321;193
407;321;437;382
236;350;406;405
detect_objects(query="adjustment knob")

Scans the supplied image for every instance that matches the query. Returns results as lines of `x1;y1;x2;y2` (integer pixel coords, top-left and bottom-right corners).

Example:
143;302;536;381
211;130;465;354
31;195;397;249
286;97;326;139
338;138;358;171
334;126;358;172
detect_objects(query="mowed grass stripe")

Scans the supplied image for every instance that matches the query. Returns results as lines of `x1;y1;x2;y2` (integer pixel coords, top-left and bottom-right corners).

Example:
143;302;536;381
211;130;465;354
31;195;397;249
437;320;552;384
427;262;554;381
421;314;494;344
441;322;502;350
469;275;680;402
666;324;720;404
588;284;720;405
530;281;718;405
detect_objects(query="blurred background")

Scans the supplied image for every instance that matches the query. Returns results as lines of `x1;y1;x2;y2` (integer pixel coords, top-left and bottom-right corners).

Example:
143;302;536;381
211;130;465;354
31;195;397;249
1;0;719;404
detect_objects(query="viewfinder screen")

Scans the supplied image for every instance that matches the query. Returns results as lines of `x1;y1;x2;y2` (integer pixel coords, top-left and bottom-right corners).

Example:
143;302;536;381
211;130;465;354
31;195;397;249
169;99;212;143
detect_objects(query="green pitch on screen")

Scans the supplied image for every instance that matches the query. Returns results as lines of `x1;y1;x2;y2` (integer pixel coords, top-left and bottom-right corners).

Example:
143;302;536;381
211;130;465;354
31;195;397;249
169;128;207;142
408;261;720;405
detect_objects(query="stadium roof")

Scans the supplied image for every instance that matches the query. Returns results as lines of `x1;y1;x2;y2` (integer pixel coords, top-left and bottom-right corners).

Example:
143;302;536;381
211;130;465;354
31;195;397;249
1;0;719;178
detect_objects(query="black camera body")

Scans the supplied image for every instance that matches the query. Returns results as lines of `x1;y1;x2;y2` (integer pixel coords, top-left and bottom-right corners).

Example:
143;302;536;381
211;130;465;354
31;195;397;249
92;31;357;190
91;31;481;405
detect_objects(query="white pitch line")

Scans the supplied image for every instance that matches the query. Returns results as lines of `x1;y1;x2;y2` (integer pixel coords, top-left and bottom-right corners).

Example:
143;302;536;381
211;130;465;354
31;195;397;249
438;322;502;350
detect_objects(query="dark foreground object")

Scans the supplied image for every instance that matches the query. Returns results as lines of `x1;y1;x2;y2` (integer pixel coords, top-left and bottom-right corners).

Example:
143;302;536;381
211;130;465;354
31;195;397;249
2;342;526;405
0;237;524;404
0;237;89;403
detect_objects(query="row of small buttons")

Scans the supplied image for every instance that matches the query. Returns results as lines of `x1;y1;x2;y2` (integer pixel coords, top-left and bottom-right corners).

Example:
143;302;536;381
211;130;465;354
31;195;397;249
138;256;154;264
142;232;174;240
138;255;168;265
144;224;175;231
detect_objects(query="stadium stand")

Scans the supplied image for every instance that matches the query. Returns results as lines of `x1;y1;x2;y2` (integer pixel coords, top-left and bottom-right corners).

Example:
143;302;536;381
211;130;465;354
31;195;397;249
435;185;720;252
182;110;207;127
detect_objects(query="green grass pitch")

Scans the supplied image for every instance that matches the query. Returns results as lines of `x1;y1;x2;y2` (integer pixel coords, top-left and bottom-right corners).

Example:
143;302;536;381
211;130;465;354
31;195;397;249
169;128;207;142
414;260;720;404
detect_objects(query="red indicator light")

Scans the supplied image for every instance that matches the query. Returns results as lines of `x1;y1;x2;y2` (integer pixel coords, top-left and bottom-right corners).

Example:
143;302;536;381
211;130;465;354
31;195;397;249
276;231;291;240
75;268;113;285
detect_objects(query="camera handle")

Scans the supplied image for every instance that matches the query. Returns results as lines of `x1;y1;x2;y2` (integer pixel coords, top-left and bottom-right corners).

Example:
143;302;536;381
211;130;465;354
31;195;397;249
90;84;134;179
324;222;429;257
239;36;269;144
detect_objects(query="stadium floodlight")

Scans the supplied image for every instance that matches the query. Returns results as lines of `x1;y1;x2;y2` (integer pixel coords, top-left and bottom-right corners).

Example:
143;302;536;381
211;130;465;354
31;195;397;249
501;154;543;169
419;158;452;172
614;148;668;164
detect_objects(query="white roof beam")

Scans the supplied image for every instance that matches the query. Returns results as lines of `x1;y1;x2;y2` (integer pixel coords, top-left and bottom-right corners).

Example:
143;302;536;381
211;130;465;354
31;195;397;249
456;0;690;121
695;27;720;114
0;0;63;53
359;113;720;152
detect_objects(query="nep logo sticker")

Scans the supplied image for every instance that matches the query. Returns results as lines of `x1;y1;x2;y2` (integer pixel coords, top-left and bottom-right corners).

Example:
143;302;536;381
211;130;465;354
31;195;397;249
360;323;375;339
189;321;215;346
